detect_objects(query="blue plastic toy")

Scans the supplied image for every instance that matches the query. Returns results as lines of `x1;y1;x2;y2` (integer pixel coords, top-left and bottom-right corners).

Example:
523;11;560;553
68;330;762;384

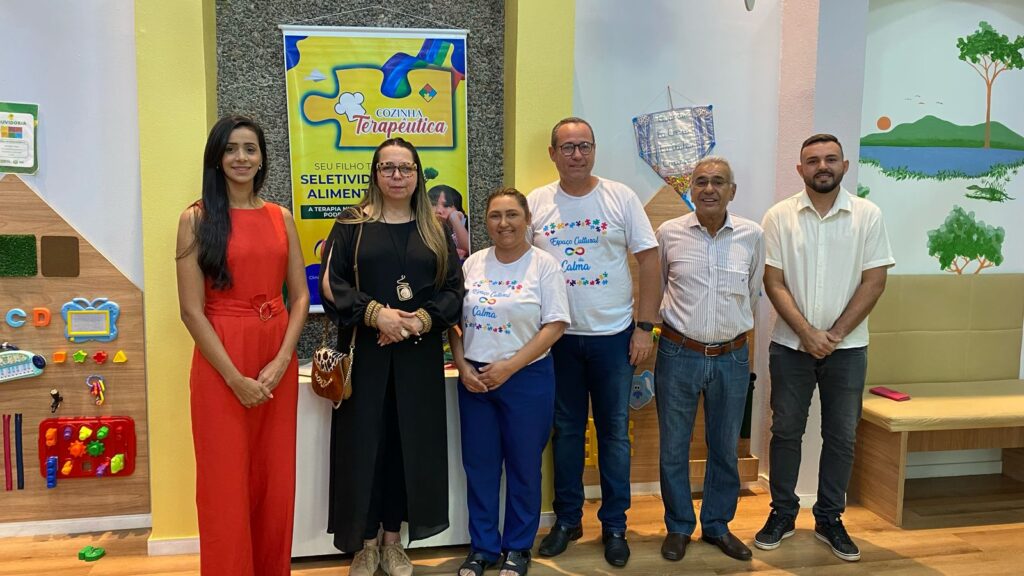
61;298;120;343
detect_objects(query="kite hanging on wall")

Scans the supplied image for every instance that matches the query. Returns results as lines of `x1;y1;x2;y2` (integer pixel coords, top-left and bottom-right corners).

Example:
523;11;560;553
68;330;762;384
633;104;716;211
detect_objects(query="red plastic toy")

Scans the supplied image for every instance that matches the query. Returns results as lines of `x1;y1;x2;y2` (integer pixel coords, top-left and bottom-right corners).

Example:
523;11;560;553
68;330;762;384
37;416;136;480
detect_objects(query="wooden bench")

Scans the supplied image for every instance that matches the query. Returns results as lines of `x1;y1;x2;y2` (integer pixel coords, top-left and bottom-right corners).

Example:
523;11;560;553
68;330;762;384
849;274;1024;526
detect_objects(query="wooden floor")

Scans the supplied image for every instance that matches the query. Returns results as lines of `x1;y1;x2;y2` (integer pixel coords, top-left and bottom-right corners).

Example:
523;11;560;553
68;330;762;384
4;477;1024;575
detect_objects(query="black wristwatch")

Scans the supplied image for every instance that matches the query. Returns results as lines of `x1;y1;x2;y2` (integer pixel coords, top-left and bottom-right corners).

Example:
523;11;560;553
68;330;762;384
635;320;655;332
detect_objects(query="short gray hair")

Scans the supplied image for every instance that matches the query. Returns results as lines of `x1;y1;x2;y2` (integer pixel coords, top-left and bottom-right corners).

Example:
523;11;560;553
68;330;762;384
693;155;734;184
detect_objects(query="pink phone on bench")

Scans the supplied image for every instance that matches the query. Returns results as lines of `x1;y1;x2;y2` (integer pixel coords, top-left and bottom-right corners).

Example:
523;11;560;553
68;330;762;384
869;386;911;401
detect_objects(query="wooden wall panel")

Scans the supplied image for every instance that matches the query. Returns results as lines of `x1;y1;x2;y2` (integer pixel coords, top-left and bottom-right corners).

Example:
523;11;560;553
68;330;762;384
0;174;149;522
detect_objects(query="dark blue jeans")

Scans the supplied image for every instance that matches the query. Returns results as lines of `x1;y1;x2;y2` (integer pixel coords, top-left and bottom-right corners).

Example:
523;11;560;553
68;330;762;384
654;337;750;537
550;328;634;532
767;342;867;522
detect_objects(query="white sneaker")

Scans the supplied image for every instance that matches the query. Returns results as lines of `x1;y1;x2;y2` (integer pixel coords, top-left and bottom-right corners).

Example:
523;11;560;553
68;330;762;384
381;542;414;576
350;542;381;576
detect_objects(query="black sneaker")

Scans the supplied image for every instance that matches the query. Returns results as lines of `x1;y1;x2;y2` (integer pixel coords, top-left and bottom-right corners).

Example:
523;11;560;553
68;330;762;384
753;509;795;550
814;515;860;562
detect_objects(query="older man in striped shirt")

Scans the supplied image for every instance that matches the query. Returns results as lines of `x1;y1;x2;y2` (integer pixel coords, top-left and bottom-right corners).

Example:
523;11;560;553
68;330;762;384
654;156;765;563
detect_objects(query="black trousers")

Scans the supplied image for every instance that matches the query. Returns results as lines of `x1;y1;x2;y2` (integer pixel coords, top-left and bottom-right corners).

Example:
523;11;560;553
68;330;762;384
363;369;408;539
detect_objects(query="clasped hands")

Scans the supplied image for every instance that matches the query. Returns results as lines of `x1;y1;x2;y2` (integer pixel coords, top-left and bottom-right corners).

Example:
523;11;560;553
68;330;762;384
376;306;425;346
800;327;844;359
229;355;290;408
457;359;515;393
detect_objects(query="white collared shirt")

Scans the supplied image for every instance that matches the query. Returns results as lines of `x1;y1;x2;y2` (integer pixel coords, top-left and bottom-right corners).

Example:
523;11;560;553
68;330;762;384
657;212;765;344
762;187;895;350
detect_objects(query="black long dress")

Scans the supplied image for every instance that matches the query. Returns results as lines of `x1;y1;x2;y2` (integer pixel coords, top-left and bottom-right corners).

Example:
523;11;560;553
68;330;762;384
320;219;463;553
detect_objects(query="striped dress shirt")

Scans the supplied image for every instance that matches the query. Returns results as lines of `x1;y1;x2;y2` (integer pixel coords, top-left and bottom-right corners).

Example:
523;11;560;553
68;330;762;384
656;211;765;344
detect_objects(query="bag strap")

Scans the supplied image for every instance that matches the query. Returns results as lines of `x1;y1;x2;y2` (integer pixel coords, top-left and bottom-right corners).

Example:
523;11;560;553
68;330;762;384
348;223;363;354
320;223;364;352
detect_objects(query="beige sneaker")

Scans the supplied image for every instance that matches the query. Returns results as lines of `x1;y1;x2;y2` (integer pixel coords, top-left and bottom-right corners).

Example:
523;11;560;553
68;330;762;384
350;542;381;576
381;542;414;576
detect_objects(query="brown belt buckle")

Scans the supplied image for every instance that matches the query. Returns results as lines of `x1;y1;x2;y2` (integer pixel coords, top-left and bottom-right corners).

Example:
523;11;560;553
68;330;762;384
705;343;721;357
258;301;272;321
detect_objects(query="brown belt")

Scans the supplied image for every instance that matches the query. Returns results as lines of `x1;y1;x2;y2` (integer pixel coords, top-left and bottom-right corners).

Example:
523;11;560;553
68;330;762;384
659;324;747;357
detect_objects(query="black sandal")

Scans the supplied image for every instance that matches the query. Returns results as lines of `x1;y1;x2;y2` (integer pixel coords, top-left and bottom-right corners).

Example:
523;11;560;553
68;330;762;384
459;551;495;576
499;550;531;576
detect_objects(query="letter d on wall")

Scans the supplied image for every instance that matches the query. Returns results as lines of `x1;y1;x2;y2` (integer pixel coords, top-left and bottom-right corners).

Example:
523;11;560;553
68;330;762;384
33;307;51;327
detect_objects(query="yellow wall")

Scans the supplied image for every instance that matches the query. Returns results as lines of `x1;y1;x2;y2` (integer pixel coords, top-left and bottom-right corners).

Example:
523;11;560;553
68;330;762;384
136;0;217;542
504;0;576;193
504;0;576;511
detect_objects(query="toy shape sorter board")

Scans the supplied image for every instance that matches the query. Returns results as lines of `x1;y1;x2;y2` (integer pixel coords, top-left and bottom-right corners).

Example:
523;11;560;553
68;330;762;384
38;416;137;480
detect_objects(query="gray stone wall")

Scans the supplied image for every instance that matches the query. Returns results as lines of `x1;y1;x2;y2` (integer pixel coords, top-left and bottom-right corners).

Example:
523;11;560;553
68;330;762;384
216;0;503;357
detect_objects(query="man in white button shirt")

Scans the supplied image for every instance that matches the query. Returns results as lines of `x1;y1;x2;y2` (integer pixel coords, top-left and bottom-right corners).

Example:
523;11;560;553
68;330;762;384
530;117;660;568
754;134;894;562
654;156;764;564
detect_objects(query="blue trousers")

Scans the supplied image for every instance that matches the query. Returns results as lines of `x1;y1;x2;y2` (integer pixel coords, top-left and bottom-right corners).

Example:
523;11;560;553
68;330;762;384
459;355;555;561
549;329;634;531
654;337;750;537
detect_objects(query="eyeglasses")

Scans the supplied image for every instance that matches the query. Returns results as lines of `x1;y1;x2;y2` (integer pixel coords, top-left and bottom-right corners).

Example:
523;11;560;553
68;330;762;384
376;162;418;178
691;177;732;190
557;142;595;157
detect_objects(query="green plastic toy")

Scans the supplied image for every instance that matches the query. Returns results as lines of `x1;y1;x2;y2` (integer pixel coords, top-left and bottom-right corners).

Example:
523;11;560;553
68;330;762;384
78;545;105;561
86;440;105;457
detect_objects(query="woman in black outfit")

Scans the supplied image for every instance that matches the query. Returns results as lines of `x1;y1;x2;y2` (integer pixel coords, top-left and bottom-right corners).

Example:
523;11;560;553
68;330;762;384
320;137;463;576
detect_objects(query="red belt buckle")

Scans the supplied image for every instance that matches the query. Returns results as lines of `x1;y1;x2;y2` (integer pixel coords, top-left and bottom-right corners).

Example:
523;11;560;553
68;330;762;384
258;302;272;321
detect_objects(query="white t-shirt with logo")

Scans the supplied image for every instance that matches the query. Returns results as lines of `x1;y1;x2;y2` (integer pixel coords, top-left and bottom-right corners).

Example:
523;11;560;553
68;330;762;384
461;246;571;364
528;178;658;335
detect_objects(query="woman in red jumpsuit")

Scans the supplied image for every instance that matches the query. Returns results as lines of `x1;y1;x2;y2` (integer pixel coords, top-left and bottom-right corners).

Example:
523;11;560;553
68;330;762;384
176;115;309;575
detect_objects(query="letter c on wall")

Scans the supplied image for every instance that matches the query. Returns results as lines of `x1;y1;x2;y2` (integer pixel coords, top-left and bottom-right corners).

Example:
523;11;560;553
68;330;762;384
5;308;26;328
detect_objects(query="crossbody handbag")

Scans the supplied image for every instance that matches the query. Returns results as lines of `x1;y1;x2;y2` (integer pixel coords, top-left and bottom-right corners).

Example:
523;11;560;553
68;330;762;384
311;223;362;409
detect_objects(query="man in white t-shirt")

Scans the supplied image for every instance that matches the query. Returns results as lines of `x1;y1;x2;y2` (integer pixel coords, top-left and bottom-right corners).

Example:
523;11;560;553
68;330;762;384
754;134;894;563
529;117;660;568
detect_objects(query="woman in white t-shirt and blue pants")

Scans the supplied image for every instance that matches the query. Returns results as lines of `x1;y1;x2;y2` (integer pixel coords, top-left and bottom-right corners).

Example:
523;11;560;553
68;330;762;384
450;188;570;576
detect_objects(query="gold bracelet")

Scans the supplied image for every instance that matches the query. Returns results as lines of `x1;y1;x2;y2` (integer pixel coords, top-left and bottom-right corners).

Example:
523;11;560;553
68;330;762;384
363;301;377;327
363;301;375;327
414;308;432;333
365;301;382;328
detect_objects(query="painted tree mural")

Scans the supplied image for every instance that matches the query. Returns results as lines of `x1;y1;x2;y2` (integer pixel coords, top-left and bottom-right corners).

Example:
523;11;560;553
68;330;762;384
956;21;1024;148
926;205;1005;274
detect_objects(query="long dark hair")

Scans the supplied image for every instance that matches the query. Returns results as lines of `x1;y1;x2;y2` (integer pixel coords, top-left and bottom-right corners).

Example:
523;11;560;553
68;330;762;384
340;137;449;287
193;115;268;289
428;184;467;217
